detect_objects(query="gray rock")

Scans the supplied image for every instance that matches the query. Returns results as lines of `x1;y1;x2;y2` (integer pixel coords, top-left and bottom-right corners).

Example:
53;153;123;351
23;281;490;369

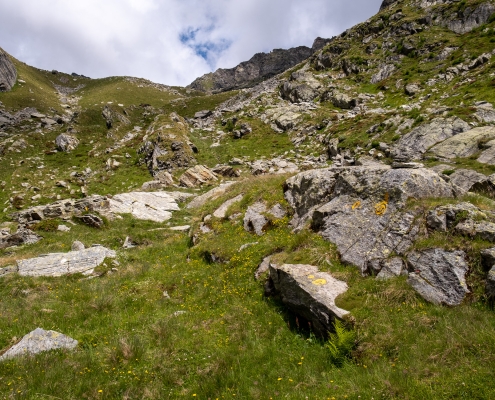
477;139;495;165
449;169;487;192
212;165;240;178
57;225;71;232
456;219;495;242
285;166;456;273
371;64;396;84
0;47;17;92
329;92;358;109
169;225;191;232
141;181;165;191
391;118;470;161
16;245;116;277
430;126;495;159
255;255;271;280
108;192;180;222
269;263;349;336
71;241;85;251
77;214;105;229
405;83;420;96
268;203;286;219
0;328;77;361
213;194;243;219
481;247;495;270
446;2;495;34
376;257;406;280
194;110;212;119
380;0;399;10
407;249;469;306
475;102;495;124
244;202;269;236
123;236;137;248
0;228;41;249
187;182;235;209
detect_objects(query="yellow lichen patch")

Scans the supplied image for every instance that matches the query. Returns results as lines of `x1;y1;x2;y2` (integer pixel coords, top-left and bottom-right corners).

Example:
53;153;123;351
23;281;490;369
352;201;361;210
312;279;327;286
375;201;387;216
308;275;315;279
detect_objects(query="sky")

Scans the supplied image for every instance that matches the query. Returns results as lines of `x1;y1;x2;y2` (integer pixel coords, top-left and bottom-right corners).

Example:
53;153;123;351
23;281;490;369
0;0;383;87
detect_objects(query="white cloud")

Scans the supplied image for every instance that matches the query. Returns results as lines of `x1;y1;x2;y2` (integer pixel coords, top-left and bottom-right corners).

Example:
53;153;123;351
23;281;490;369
0;0;383;86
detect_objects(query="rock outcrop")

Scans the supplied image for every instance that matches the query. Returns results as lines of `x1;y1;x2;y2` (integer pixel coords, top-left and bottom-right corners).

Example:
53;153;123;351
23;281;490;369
188;47;313;93
0;328;78;361
430;126;495;160
268;263;349;336
0;227;41;249
0;47;17;92
55;133;79;152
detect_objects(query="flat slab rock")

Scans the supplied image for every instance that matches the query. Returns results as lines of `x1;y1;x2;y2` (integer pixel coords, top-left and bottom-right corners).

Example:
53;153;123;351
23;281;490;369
108;192;180;223
407;249;469;306
14;245;116;277
0;328;77;361
269;263;349;336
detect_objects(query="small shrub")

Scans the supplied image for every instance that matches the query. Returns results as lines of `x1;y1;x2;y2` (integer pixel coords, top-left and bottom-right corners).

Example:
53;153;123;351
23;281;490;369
31;219;59;232
371;141;380;149
326;320;356;367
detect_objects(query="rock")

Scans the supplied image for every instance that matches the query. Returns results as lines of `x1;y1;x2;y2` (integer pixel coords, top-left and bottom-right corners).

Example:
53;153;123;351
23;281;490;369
0;47;17;92
285;166;456;273
380;0;399;10
481;247;495;270
57;225;70;232
0;328;78;361
391;118;470;161
431;126;495;159
141;181;164;191
449;169;487;192
376;257;406;280
55;133;79;152
255;255;271;280
212;165;240;177
15;245;116;277
106;158;121;170
0;228;41;249
312;37;333;52
269;203;286;219
475;102;495;124
71;241;85;251
371;64;396;84
456;219;495;242
213;194;243;219
407;249;469;306
487;266;495;299
76;214;105;229
427;202;487;232
328;137;339;157
476;139;495;165
155;170;175;186
244;202;269;236
194;110;212;119
41;118;57;126
269;263;349;337
179;165;218;188
446;2;495;34
108;192;180;223
169;225;191;232
275;111;301;131
329;92;358;109
405;83;420;96
188;46;313;93
187;182;235;209
123;236;137;249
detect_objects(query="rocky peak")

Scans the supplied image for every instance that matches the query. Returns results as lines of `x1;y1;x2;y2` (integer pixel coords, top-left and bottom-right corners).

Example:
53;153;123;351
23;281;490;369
0;47;17;92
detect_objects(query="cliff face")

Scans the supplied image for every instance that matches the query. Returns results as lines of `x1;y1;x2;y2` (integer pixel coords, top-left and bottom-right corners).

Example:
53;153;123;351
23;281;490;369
188;46;313;93
0;47;17;92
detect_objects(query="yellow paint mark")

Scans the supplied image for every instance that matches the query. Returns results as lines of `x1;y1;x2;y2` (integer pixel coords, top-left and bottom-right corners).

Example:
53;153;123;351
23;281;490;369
312;279;327;286
375;201;387;215
308;275;315;279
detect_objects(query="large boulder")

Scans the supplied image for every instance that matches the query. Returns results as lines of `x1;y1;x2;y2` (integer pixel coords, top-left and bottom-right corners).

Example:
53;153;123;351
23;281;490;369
0;47;17;92
449;169;487;192
108;192;180;222
0;328;78;361
430;126;495;159
284;166;457;274
446;2;495;34
391;118;470;161
407;249;470;306
371;64;396;84
269;263;349;336
179;165;218;188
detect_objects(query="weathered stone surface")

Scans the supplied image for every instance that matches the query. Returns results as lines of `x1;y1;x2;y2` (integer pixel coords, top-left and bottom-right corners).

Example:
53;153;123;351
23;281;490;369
329;92;358;109
475;102;495;124
477;140;495;165
431;126;495;159
244;202;269;236
380;0;399;11
0;228;41;249
280;71;322;104
376;257;406;280
188;46;313;93
15;245;116;277
487;266;495;299
481;247;495;270
427;202;487;232
449;169;487;192
187;182;235;209
108;192;179;223
405;83;420;96
212;165;240;177
194;110;212;119
255;255;272;280
179;165;217;188
285;166;456;273
446;2;495;34
391;118;470;161
76;214;105;229
71;241;85;251
0;328;77;361
269;263;349;336
371;64;396;84
407;249;469;306
213;194;243;219
456;219;495;242
0;47;17;92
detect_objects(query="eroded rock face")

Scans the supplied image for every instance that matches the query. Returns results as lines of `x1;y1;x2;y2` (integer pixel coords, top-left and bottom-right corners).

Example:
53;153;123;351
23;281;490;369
179;165;218;188
407;249;469;306
213;194;243;219
0;47;17;92
12;245;116;277
0;228;41;249
0;328;78;361
55;134;79;152
285;166;456;274
391;118;470;161
244;202;269;236
445;2;495;34
430;126;495;159
269;263;349;337
108;192;180;223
